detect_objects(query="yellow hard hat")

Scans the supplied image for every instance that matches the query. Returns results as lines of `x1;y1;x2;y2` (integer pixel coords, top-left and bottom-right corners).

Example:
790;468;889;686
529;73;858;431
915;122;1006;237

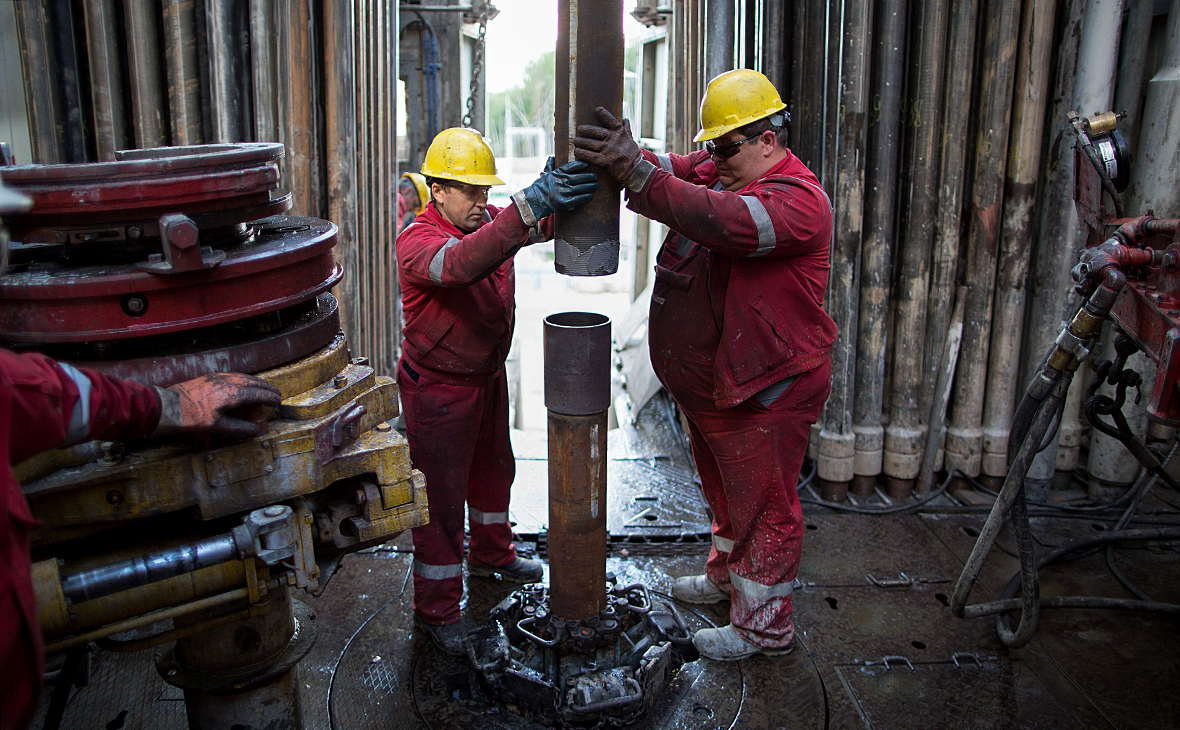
400;172;429;214
694;69;789;143
420;128;505;186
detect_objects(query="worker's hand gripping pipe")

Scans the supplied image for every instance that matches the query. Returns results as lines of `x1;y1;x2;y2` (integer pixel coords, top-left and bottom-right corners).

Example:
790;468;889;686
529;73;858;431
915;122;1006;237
950;217;1176;648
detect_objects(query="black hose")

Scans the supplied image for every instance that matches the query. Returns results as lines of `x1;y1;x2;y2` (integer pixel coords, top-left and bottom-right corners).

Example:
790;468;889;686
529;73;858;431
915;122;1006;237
961;526;1180;619
950;371;1071;646
800;469;956;515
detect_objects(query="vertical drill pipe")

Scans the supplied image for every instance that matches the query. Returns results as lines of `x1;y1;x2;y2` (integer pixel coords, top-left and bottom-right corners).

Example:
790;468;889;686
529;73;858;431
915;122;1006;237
817;0;871;495
882;0;951;493
705;0;736;81
124;0;170;148
979;0;1057;480
82;0;130;161
162;0;204;146
325;0;360;358
919;0;970;480
1041;0;1125;475
1112;0;1155;161
852;0;908;494
14;0;64;163
942;0;1022;479
1126;0;1180;217
554;0;624;277
761;0;787;91
1020;0;1084;481
250;0;278;142
544;312;611;620
793;0;830;174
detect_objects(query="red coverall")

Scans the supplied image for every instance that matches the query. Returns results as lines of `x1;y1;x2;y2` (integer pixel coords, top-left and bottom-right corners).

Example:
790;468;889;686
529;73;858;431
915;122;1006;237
629;148;836;650
396;200;548;625
0;350;160;730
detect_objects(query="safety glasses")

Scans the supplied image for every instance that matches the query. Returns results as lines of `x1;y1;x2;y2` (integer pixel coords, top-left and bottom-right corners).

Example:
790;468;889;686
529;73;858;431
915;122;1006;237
705;131;766;160
446;182;491;201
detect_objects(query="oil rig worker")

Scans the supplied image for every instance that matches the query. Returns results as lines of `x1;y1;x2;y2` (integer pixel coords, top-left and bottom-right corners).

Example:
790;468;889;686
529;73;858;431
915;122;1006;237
396;128;598;655
0;352;281;730
398;171;429;234
573;70;836;662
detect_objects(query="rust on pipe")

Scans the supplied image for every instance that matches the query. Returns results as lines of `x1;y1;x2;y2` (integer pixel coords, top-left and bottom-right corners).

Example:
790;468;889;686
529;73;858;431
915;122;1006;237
852;0;908;494
882;0;953;493
554;0;624;276
980;0;1057;479
544;312;611;620
816;0;871;493
923;0;974;424
943;0;1022;479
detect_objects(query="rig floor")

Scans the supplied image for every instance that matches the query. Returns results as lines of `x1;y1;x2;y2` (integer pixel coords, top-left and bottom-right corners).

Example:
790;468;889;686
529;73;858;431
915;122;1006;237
32;400;1180;729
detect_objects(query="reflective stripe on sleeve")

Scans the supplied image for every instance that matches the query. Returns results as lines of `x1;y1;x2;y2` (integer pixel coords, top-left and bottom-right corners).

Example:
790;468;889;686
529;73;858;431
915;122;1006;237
469;507;510;525
59;363;92;445
413;559;464;580
728;569;794;600
655;153;673;172
712;534;734;554
428;237;460;283
740;194;777;257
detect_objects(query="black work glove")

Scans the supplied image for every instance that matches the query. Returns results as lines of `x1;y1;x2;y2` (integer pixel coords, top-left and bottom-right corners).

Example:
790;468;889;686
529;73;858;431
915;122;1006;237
572;107;652;192
512;157;600;227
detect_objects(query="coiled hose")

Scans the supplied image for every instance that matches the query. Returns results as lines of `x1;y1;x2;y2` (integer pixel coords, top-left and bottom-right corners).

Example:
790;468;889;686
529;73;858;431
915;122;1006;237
951;217;1180;647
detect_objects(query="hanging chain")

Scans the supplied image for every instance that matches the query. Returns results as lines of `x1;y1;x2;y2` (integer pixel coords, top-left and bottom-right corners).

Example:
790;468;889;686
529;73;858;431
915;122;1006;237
462;4;489;129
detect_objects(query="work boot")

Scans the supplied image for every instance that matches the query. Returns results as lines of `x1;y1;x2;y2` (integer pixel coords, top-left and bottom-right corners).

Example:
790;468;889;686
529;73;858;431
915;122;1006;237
692;625;794;661
671;574;730;604
414;616;475;657
467;556;544;584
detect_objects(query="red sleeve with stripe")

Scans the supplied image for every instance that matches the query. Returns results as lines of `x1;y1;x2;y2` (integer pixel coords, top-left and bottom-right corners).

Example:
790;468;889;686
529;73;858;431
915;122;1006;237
398;203;535;288
2;350;160;466
628;149;832;259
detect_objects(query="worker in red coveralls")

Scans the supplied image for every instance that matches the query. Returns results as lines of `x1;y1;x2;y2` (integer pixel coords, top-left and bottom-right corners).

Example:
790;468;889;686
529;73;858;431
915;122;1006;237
0;354;281;729
573;69;836;661
397;172;429;235
396;127;598;655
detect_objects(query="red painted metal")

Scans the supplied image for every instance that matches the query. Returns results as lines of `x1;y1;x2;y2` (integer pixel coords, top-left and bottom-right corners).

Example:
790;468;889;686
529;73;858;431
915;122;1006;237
69;295;343;387
0;216;339;343
1106;227;1180;425
0;143;290;237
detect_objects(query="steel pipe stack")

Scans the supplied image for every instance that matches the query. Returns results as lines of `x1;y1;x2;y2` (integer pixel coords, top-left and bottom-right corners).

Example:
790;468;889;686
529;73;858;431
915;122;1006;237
554;0;625;276
852;0;908;495
883;0;952;498
980;0;1057;484
942;0;1022;479
816;0;871;499
544;312;612;620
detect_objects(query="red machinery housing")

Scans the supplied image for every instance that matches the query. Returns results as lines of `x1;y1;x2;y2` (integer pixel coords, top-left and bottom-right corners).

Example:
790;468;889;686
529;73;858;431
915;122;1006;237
0;144;427;729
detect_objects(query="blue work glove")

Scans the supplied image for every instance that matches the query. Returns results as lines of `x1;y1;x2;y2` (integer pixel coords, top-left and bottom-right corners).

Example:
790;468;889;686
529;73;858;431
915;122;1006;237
511;157;599;227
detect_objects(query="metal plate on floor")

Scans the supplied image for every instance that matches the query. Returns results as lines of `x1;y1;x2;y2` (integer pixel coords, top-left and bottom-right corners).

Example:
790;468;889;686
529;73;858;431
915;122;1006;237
34;649;187;730
327;581;825;730
834;657;1080;730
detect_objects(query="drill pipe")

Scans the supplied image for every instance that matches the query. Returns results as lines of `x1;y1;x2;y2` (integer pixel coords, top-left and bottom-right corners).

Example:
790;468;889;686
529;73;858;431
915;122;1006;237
544;312;611;620
554;0;624;276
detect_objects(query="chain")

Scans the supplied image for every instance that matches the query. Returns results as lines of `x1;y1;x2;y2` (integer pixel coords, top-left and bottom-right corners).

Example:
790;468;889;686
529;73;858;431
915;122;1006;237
462;3;488;129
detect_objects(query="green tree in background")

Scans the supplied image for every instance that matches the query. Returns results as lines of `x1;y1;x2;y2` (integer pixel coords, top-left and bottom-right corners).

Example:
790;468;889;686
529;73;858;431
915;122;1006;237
486;42;638;159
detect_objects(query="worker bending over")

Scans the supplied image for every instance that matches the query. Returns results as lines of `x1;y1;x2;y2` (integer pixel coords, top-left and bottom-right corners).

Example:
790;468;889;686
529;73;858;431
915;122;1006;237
574;70;836;661
396;128;598;655
0;352;281;730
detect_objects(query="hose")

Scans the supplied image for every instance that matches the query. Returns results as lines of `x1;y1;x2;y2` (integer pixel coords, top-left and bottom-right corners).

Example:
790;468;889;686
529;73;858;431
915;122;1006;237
800;466;957;515
950;370;1071;647
401;13;442;142
959;526;1180;619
